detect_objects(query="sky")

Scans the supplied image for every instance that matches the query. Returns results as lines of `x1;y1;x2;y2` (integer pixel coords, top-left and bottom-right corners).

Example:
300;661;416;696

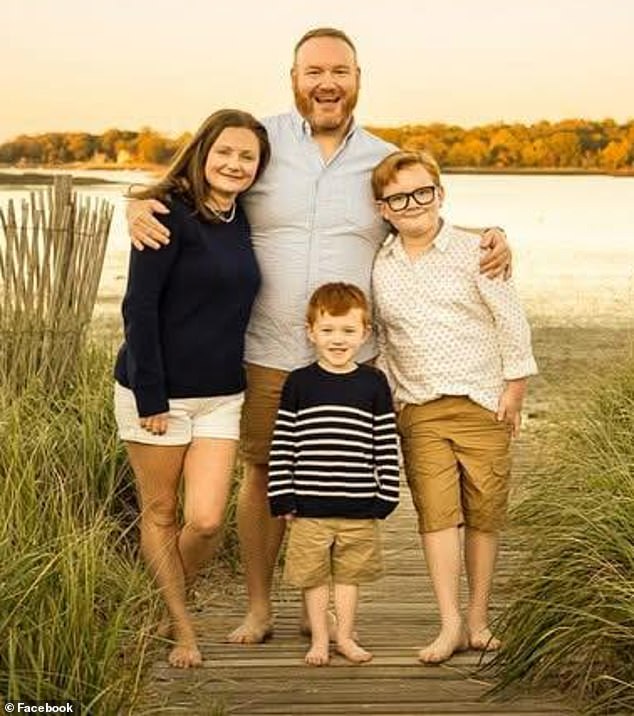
2;0;633;142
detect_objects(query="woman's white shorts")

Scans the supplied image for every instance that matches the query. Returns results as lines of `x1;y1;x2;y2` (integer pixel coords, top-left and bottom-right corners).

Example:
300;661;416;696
114;382;245;445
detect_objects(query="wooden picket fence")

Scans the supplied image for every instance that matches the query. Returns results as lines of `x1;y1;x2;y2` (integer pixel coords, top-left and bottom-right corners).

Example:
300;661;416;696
0;175;113;392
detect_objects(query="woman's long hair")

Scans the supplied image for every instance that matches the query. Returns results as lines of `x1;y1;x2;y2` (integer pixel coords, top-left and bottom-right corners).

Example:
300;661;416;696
130;109;270;222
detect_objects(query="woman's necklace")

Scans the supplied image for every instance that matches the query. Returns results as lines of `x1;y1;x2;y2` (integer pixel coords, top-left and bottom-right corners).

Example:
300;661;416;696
206;200;236;223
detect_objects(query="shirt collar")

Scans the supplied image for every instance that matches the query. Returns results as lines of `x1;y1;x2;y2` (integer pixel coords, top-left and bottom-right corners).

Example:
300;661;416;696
382;219;450;258
433;220;451;252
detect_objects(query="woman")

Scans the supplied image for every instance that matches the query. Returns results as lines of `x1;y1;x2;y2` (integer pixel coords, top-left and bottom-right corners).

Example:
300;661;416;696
114;109;270;668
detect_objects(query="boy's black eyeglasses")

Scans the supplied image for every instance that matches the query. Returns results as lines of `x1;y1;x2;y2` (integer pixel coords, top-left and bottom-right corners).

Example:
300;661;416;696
379;185;437;212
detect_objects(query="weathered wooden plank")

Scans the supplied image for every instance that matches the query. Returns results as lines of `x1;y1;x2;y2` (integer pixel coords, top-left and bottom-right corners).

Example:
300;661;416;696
225;705;571;716
152;653;497;671
137;696;572;716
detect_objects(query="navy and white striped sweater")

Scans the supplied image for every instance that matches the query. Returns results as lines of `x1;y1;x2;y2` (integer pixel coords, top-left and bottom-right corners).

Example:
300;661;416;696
267;363;400;520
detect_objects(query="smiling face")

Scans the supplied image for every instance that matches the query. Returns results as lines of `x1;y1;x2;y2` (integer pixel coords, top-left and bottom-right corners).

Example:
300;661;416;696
378;164;444;240
291;36;360;135
204;126;261;206
307;307;369;373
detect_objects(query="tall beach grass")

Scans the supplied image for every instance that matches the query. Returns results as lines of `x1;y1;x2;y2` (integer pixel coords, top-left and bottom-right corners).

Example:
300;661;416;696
0;343;162;713
492;362;634;713
0;338;244;713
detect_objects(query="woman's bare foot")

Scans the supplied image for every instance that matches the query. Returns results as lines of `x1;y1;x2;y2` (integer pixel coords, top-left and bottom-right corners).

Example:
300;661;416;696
418;625;469;664
168;641;203;669
156;613;172;640
305;639;330;666
336;638;373;664
226;614;274;644
468;626;501;651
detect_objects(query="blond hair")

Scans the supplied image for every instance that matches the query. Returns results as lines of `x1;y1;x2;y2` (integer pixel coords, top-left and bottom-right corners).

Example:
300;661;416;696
371;149;441;200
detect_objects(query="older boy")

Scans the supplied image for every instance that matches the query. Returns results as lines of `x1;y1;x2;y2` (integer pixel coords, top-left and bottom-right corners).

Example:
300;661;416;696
268;283;399;665
371;150;537;664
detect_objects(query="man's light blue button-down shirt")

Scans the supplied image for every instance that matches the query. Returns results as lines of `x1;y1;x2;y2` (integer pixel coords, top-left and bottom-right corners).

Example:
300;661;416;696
241;110;395;371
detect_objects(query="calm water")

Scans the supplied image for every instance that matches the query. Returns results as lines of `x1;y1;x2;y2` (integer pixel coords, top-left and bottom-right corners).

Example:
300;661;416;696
1;170;633;326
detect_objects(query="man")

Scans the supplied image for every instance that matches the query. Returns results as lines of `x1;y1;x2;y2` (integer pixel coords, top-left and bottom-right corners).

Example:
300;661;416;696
126;27;510;644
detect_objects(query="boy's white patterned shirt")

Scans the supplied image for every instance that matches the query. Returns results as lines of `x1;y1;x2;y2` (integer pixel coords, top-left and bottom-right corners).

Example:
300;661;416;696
372;222;538;412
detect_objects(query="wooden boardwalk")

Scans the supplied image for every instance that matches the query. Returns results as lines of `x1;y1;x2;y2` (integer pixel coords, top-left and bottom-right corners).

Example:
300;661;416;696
135;457;572;715
135;323;624;715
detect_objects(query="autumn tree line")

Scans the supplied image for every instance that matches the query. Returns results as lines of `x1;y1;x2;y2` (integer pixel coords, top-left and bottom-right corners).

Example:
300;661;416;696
368;118;634;171
1;118;633;171
0;128;190;166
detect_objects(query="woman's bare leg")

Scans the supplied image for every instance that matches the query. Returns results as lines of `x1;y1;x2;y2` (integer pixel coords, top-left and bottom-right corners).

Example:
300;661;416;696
179;437;238;580
126;441;202;668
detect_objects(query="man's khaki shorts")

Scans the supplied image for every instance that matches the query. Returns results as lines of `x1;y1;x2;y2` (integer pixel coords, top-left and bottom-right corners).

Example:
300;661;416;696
283;517;383;589
239;363;289;464
397;396;512;533
239;361;375;466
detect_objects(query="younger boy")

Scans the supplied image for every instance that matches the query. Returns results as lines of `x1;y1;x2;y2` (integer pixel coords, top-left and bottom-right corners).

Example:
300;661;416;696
267;283;400;666
371;150;538;664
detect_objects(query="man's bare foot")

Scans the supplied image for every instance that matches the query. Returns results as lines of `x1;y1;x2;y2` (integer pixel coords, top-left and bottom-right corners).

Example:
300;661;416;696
305;640;330;666
418;625;469;664
168;641;202;668
336;638;373;664
226;615;273;644
468;626;501;651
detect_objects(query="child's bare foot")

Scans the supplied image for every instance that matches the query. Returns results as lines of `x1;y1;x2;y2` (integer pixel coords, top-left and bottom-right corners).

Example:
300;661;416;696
300;610;341;642
418;625;468;664
168;641;202;668
300;611;359;643
336;638;373;664
305;639;330;666
468;626;501;651
226;614;274;644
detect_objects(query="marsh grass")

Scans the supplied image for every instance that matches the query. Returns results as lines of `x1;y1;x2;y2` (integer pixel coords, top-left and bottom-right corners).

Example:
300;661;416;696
0;343;160;713
491;364;634;713
0;339;246;712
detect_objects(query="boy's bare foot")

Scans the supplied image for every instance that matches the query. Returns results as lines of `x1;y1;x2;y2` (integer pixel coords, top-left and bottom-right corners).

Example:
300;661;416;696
305;640;330;666
336;638;373;664
418;625;469;664
300;610;338;641
168;641;202;669
300;611;359;642
468;626;501;651
226;614;274;644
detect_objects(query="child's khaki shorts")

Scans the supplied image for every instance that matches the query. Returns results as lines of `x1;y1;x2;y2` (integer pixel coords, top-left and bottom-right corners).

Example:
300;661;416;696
283;517;383;588
398;396;512;533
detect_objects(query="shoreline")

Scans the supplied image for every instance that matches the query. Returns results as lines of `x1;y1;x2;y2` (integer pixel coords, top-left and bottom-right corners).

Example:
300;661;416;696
1;165;634;187
0;170;123;186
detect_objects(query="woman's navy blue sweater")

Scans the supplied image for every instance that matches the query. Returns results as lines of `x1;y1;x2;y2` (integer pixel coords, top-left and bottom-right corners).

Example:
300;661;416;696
114;196;260;417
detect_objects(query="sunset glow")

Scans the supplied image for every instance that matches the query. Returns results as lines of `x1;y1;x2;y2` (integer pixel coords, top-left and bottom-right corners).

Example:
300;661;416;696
2;0;633;142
